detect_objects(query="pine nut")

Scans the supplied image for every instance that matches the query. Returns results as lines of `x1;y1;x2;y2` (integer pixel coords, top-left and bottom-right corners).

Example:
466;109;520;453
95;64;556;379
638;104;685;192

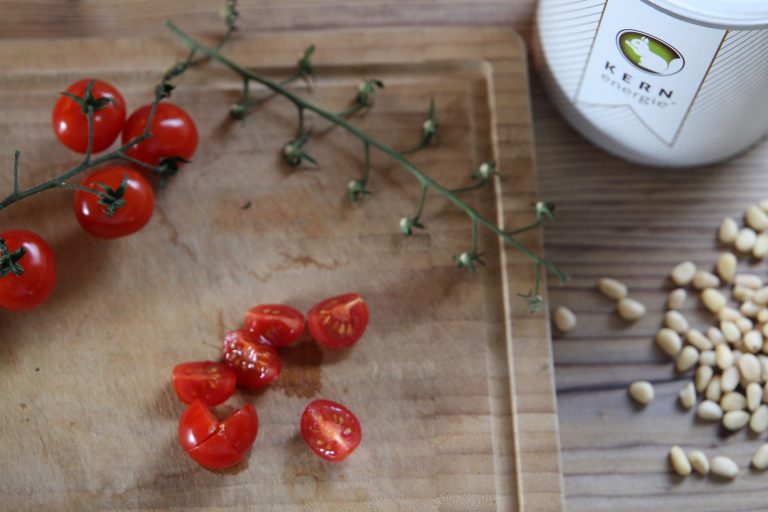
707;327;726;346
686;329;713;351
723;410;750;430
760;308;768;323
711;456;739;479
746;205;768;231
716;252;737;282
743;331;764;353
739;353;761;382
732;350;743;363
721;391;746;412
721;366;741;393
667;288;687;310
754;232;768;258
617;298;646;321
676;346;699;373
706;376;722;402
656;328;683;357
671;261;696;287
733;284;755;302
737;316;754;334
735;273;763;289
702;289;727;314
716;343;734;370
747;382;763;411
759;355;768;381
693;270;720;290
679;382;696;409
695;366;714;393
669;446;691;476
741;301;761;318
688;451;709;475
762;323;768;340
697;400;724;421
760;200;768;212
699;350;716;366
719;217;739;244
628;381;654;405
597;278;628;301
751;406;768;434
736;228;758;253
554;306;577;332
754;288;768;306
665;311;689;334
752;444;768;470
718;307;741;322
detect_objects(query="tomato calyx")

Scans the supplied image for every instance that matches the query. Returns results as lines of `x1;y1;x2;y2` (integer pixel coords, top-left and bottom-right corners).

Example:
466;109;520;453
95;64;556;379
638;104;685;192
60;79;115;114
93;174;129;216
0;238;26;278
155;156;190;187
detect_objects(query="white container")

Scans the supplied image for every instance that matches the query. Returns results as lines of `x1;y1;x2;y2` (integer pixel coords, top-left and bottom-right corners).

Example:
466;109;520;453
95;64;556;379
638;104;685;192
533;0;768;167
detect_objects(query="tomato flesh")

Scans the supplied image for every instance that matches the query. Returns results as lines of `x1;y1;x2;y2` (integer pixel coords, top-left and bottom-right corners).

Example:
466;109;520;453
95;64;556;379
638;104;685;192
178;400;258;470
121;102;198;167
73;166;155;239
52;78;126;154
244;304;305;348
0;230;57;311
301;399;362;462
307;293;369;349
173;361;236;406
222;329;282;388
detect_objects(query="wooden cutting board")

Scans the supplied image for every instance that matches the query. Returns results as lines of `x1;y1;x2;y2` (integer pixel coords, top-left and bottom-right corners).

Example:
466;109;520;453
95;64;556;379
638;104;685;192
0;27;563;511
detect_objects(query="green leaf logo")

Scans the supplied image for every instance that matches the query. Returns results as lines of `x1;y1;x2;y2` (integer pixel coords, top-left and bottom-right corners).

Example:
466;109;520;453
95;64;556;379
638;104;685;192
617;30;685;76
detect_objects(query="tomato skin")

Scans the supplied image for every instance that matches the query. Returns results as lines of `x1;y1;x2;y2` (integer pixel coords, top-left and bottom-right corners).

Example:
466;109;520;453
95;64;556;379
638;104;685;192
244;304;305;348
222;329;282;388
178;400;258;470
307;293;369;349
172;362;236;406
301;399;362;462
73;166;154;239
52;79;126;154
121;103;198;167
0;230;56;311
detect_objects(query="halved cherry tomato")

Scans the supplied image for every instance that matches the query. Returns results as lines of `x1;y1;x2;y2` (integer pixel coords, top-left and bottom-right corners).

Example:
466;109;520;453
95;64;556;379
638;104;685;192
52;78;126;154
307;293;369;349
178;400;258;470
173;361;236;406
222;329;282;388
73;166;154;239
121;102;198;167
301;399;362;462
244;304;305;348
0;230;56;311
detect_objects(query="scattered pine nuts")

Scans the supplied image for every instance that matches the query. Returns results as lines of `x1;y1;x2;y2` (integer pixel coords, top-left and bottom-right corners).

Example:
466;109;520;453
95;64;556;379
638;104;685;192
720;321;741;344
723;410;750;431
693;270;720;290
737;316;754;334
721;392;746;412
721;366;741;393
716;343;734;370
679;382;696;409
702;288;727;314
697;400;724;421
743;330;764;353
707;327;726;346
747;382;763;412
735;228;758;253
688;451;709;475
752;444;768;470
597;278;628;301
716;252;737;283
670;261;696;287
676;346;699;373
735;273;763;289
754;232;768;258
733;284;755;302
617;298;646;321
741;301;761;318
755;288;768;306
665;311;689;334
695;365;714;393
669;446;692;476
719;217;739;244
686;329;713;351
554;306;577;332
751;406;768;434
656;328;683;357
711;456;739;480
628;381;654;405
667;288;687;310
760;356;768;381
706;376;723;402
746;205;768;231
739;353;761;382
718;307;741;322
699;350;716;367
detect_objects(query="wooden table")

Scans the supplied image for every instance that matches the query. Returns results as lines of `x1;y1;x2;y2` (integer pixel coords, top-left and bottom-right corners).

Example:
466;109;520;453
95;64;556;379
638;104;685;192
3;2;767;511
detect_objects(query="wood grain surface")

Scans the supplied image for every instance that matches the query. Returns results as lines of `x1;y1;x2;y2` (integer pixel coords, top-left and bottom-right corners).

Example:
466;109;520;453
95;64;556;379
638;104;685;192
0;27;564;511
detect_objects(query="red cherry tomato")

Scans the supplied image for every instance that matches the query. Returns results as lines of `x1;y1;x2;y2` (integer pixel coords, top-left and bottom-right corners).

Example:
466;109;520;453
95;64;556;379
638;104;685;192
178;400;258;470
73;166;154;239
0;230;56;311
301;399;362;462
307;293;369;349
121;102;198;167
52;79;126;154
222;329;282;389
244;304;305;348
173;361;236;406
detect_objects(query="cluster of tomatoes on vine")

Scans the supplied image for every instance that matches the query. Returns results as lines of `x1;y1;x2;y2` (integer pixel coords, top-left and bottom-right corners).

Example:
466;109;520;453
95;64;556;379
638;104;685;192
175;294;369;469
0;78;198;312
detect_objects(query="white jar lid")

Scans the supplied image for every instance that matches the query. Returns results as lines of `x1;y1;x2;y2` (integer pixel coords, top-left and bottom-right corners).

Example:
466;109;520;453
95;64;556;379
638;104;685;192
646;0;768;28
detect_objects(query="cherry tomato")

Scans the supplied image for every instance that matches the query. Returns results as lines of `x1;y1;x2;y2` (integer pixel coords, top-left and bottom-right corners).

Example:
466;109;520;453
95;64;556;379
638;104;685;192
222;329;282;389
173;361;236;406
0;230;56;311
73;166;155;239
307;293;369;349
121;102;198;166
52;79;126;154
178;400;258;470
301;399;362;462
244;304;305;348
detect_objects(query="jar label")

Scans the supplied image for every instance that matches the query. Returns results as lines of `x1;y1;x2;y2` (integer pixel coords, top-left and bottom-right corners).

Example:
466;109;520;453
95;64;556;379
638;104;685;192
574;0;726;145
